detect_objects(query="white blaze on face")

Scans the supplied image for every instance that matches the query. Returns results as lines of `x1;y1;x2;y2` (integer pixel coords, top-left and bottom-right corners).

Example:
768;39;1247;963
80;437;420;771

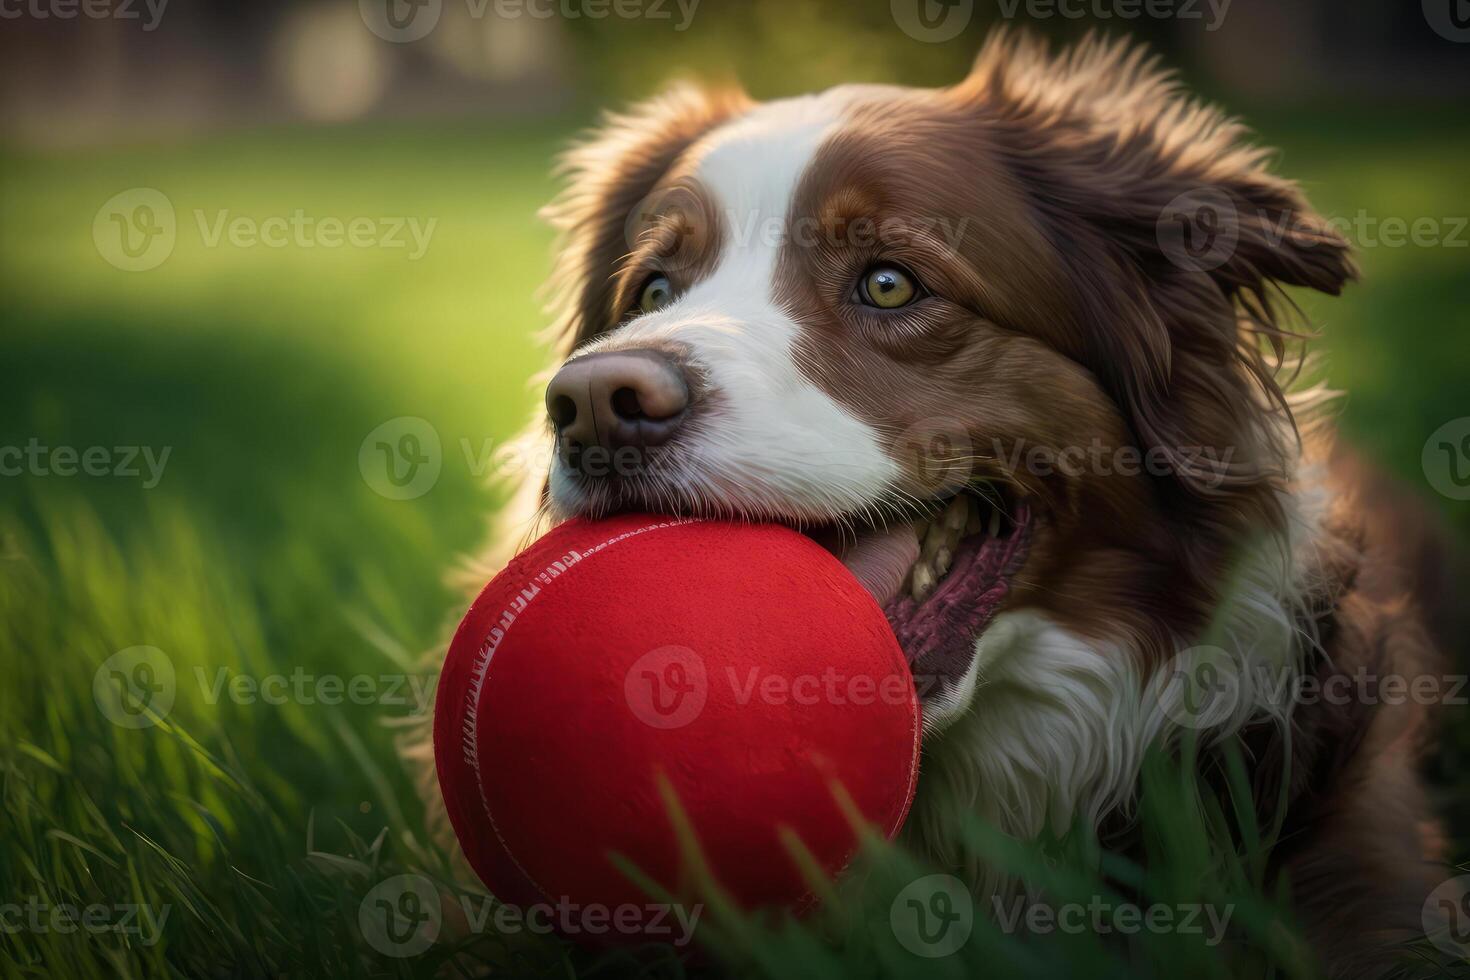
591;91;899;521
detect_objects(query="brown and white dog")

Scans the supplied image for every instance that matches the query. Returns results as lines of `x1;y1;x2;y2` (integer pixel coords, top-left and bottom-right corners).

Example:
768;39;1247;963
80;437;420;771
408;32;1456;977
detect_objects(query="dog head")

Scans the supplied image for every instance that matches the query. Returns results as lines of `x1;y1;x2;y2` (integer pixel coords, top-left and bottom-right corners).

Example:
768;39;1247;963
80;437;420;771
532;33;1354;735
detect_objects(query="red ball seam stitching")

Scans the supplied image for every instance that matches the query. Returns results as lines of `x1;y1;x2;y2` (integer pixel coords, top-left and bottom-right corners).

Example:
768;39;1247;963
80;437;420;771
460;517;698;904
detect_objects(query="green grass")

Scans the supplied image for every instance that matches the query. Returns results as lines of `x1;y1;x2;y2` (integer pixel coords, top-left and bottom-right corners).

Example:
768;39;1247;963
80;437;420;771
1;110;1466;977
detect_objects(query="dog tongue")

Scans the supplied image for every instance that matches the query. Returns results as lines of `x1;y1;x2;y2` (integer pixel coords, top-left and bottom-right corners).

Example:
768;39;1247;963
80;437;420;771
836;523;920;608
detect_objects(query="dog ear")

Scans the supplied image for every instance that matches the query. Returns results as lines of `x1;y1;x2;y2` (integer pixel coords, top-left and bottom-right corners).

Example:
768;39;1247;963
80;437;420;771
540;82;750;357
960;32;1355;518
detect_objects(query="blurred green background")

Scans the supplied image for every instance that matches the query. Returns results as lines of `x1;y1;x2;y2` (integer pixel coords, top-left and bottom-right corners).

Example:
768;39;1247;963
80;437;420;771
1;0;1466;976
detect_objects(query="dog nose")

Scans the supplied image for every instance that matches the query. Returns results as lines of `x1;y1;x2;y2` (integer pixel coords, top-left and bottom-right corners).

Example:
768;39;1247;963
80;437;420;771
545;350;690;455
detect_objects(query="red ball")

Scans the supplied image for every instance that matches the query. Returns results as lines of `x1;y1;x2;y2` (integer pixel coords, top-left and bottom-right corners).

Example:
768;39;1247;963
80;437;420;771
434;513;920;925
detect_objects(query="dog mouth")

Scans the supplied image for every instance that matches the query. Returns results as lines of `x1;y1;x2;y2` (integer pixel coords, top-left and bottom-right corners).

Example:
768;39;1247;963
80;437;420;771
804;487;1033;700
553;457;1033;703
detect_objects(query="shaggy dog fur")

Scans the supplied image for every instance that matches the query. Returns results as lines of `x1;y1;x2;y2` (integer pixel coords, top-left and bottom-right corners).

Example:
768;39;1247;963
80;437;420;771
402;33;1457;978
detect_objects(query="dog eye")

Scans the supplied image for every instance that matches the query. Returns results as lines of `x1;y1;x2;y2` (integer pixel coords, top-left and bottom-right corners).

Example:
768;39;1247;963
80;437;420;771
858;266;919;309
637;274;675;314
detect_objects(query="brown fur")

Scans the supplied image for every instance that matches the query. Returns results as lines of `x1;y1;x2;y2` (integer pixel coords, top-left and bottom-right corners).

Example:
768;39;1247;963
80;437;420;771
1231;443;1454;978
543;82;751;357
405;32;1452;978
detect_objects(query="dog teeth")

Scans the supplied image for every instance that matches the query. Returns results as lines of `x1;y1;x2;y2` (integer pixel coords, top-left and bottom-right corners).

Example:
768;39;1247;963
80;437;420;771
943;495;969;531
904;492;1008;603
908;518;931;557
922;519;949;556
933;546;953;579
910;563;936;602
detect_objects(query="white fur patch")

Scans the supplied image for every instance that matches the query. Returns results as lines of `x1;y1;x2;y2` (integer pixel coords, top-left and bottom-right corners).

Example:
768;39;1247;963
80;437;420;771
554;91;900;523
906;479;1327;895
541;86;1331;908
907;609;1152;897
